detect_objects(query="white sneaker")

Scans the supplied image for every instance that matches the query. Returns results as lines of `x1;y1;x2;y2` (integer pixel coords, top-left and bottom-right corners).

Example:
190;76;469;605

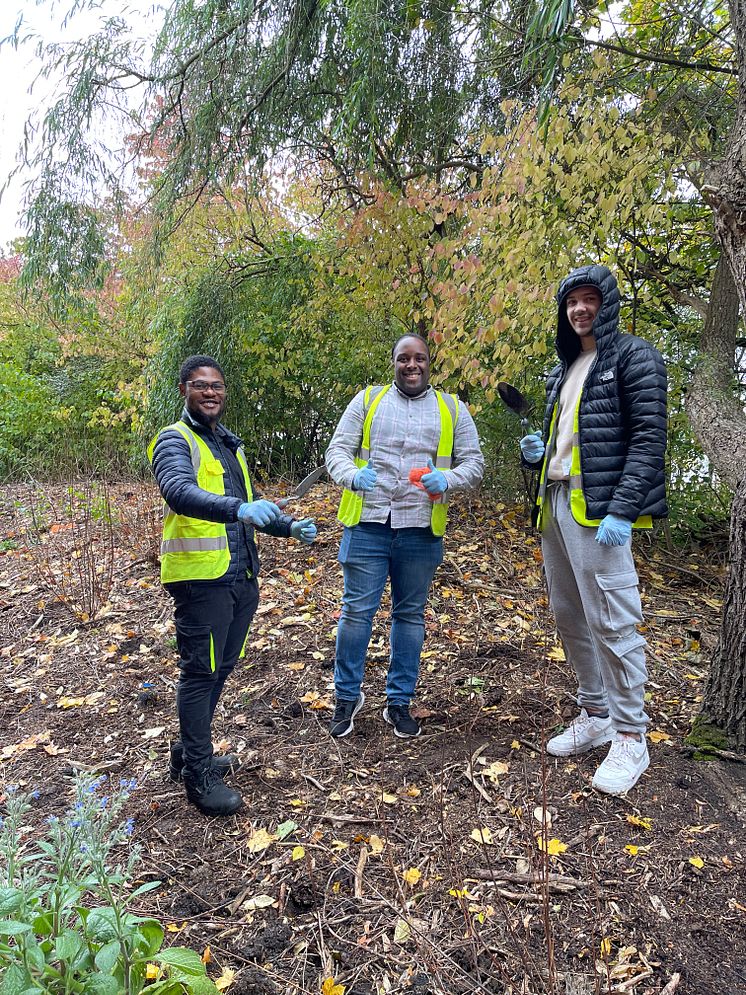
546;709;614;757
592;733;650;795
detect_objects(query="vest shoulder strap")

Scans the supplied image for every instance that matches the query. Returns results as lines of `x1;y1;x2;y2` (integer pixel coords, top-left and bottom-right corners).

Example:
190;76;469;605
437;390;459;426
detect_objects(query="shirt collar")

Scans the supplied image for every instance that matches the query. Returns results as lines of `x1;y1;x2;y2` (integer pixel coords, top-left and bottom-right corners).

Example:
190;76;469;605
392;382;433;400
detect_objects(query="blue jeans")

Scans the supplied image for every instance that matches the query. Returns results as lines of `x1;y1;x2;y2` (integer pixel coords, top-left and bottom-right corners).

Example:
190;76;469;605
334;522;443;704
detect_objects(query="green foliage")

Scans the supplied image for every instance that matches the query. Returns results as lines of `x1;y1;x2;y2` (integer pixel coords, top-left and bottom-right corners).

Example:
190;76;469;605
0;776;219;994
146;231;393;475
0;279;139;479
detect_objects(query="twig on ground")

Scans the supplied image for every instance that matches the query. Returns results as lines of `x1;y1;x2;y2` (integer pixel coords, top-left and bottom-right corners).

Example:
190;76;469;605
659;973;682;995
354;844;368;899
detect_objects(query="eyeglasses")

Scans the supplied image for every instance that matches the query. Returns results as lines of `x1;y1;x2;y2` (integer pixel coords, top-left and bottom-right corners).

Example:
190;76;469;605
186;380;227;393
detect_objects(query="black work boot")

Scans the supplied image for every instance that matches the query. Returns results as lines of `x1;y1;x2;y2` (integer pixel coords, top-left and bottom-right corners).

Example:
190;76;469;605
183;766;243;817
168;742;241;783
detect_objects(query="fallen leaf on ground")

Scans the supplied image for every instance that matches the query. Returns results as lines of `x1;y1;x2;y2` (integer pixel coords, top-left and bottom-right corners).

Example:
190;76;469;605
246;828;277;854
402;867;422;886
536;836;568;856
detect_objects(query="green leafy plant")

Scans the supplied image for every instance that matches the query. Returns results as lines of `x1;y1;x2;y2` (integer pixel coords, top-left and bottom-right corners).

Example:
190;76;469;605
0;776;220;994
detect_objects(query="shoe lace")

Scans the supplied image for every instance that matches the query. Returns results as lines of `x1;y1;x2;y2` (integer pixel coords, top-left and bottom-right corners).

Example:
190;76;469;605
199;765;224;790
603;737;639;770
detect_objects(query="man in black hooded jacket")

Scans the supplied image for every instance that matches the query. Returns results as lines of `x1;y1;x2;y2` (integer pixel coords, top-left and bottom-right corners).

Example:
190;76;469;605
520;265;667;795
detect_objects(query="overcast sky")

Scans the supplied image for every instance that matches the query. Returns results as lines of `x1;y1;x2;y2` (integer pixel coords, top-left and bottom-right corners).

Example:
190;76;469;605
0;1;161;253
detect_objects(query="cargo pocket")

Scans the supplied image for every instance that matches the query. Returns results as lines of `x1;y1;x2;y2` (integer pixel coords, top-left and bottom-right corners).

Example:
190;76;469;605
596;571;643;630
175;622;216;676
595;572;647;690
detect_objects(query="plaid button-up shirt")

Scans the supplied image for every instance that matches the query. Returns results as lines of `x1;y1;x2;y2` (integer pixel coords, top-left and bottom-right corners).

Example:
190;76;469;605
325;383;484;529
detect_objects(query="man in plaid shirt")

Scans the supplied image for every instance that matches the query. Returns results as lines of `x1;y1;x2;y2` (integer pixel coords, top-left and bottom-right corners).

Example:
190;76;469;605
325;334;484;738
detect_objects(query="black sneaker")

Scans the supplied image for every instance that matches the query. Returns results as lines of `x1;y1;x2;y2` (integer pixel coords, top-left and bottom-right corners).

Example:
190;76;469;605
383;703;421;738
168;742;241;783
330;692;365;738
183;766;243;817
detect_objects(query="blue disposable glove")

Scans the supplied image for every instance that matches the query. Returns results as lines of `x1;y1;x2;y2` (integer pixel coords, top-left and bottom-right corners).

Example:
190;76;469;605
290;518;317;544
596;514;632;546
520;432;545;463
421;459;448;495
353;462;377;491
238;499;282;528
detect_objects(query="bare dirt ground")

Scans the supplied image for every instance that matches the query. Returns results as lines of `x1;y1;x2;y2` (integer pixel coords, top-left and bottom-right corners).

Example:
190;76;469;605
1;481;744;995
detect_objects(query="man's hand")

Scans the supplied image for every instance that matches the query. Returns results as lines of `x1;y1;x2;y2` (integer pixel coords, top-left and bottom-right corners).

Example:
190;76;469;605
520;433;545;463
596;514;632;546
421;459;448;496
290;518;317;544
238;499;283;528
353;462;377;491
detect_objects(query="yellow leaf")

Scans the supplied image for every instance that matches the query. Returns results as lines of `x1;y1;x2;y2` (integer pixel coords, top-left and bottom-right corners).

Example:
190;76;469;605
626;814;653;831
369;834;385;855
246;827;277;854
470;827;495;845
382;792;398;805
287;662;306;671
648;730;671;743
292;845;306;861
536;837;568;856
145;964;159;980
600;937;611;958
402;867;422;886
166;922;187;932
689;856;704;869
406;786;421;797
625;845;639;856
215;967;236;991
201;946;211;964
483;760;509;782
547;645;565;661
322;979;346;995
510;740;521;750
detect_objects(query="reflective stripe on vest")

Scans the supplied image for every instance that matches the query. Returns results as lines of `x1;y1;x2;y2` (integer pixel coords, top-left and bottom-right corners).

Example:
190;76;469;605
147;421;254;584
336;385;459;537
535;396;652;531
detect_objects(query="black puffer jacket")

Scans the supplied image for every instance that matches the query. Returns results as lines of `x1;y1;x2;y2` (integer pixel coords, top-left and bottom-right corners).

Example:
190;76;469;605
539;264;668;521
150;408;294;584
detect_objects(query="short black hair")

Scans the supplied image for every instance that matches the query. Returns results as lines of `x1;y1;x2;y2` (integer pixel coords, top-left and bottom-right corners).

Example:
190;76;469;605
391;333;429;359
179;355;225;384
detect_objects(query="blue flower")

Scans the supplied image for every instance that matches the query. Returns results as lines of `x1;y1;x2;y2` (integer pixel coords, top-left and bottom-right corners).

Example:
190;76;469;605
124;818;135;836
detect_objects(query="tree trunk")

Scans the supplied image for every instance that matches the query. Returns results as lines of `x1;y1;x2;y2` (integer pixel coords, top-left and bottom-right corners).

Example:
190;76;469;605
701;483;746;748
689;0;746;747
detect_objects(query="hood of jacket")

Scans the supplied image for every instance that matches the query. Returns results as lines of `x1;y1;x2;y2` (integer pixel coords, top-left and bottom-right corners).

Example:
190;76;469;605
556;264;620;366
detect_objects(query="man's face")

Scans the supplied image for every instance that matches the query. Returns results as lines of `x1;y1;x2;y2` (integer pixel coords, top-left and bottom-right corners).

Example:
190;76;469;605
393;337;430;396
565;286;602;345
179;366;227;426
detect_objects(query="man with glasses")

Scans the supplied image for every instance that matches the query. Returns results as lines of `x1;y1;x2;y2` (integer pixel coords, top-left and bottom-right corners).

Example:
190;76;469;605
149;355;317;816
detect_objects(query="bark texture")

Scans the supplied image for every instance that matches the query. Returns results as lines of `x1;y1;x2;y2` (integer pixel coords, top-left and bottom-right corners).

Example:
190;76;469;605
695;0;746;746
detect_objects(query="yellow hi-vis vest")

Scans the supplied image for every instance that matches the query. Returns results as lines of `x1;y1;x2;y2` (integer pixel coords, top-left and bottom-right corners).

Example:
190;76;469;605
147;421;254;584
336;384;459;537
535;395;652;532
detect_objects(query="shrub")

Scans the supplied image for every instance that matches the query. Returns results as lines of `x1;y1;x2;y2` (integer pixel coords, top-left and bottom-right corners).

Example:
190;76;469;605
0;776;220;994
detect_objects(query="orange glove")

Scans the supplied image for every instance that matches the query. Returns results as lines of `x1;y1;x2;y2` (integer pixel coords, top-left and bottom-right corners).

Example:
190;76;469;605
409;467;437;501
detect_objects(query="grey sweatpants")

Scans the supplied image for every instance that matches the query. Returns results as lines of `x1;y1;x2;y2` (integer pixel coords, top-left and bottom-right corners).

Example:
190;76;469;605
542;482;648;734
